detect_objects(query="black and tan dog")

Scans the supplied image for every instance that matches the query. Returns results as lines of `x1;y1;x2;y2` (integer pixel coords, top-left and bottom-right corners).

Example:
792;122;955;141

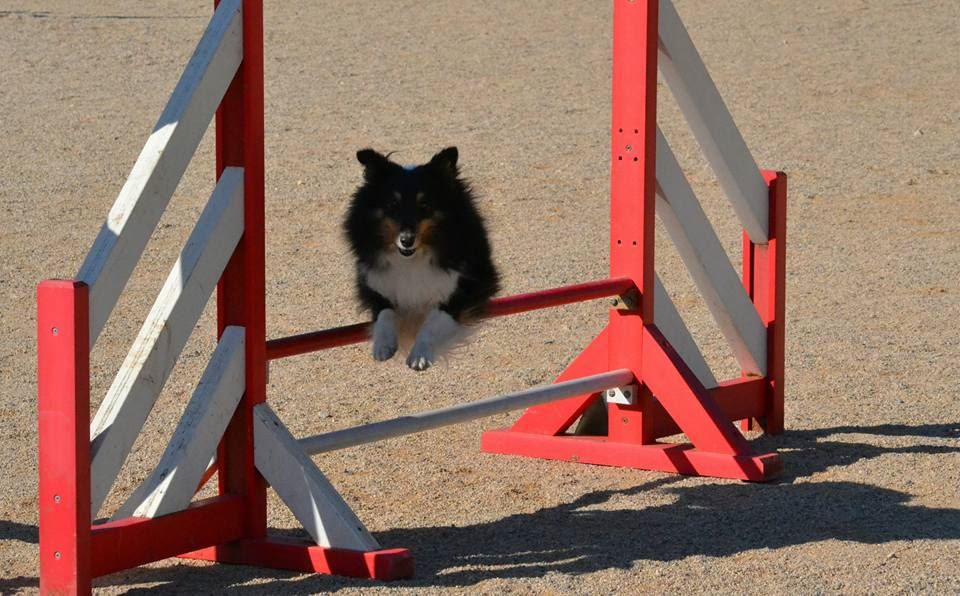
343;147;500;370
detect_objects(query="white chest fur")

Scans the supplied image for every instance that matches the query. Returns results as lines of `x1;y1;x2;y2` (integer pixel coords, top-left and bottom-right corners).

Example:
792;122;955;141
364;252;460;312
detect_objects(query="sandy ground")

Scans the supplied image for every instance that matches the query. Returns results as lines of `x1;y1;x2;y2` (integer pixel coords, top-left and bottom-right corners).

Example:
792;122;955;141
1;1;959;594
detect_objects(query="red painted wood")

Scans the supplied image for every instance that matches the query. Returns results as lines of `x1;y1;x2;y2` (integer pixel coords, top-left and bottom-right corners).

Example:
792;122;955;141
741;171;787;434
266;322;370;360
484;277;634;317
481;431;781;481
765;171;787;434
636;376;767;440
482;2;783;476
38;280;91;595
264;278;635;361
506;328;610;434
181;537;414;580
609;0;657;316
740;223;755;433
641;325;751;455
607;0;659;442
214;0;268;542
607;311;655;445
483;374;768;464
91;496;245;577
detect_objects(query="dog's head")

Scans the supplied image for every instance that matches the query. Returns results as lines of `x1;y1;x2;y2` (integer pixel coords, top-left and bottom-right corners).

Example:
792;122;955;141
353;147;461;258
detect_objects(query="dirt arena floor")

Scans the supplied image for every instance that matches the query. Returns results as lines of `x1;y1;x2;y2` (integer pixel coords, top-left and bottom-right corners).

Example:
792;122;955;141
2;1;959;594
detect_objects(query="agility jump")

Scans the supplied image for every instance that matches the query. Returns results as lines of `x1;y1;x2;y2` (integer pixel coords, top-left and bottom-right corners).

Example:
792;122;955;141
37;0;786;592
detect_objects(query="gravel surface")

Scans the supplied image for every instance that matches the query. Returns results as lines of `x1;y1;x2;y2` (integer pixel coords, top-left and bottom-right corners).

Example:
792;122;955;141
1;1;958;594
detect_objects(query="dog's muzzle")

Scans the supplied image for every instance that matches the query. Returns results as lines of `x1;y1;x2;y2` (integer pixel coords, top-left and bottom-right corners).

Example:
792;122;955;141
397;231;417;257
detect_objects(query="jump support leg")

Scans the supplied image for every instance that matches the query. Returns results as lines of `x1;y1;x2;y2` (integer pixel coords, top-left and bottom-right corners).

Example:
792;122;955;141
741;171;787;435
482;324;783;482
482;171;787;483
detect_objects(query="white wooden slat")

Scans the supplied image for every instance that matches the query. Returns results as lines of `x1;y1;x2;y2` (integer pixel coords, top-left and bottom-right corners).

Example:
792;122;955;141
657;0;769;244
253;404;380;551
89;168;244;517
655;129;766;376
77;0;243;348
653;275;718;388
112;326;245;520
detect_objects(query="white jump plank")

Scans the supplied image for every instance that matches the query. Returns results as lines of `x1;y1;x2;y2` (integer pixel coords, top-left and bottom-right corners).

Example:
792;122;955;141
653;274;717;388
299;369;636;456
112;326;245;520
254;404;380;551
655;129;766;376
658;0;769;244
90;168;244;517
77;0;243;348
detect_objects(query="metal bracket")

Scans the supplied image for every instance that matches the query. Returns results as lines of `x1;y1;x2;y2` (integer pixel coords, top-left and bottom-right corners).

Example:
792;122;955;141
610;288;641;311
604;384;638;406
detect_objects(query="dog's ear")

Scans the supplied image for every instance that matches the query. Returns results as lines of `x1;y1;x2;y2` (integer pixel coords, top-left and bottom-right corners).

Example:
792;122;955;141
356;149;391;178
428;146;459;175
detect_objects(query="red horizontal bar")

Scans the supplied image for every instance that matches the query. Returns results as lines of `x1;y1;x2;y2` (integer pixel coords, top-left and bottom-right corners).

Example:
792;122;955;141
483;276;635;317
643;376;768;440
266;322;370;360
91;495;245;577
481;431;782;481
266;277;636;361
181;536;414;580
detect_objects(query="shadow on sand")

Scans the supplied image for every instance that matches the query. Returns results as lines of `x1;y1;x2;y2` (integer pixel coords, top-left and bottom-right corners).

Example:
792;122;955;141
3;422;957;594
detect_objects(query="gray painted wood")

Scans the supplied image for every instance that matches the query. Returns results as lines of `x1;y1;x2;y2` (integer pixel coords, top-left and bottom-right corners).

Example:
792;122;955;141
655;129;767;376
653;274;719;388
254;404;380;551
299;369;636;456
90;168;244;518
77;0;242;348
658;0;769;244
113;326;245;520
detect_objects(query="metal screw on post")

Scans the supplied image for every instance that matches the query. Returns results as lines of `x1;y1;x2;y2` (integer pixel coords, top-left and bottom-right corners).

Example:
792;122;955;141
51;327;58;336
54;494;60;503
54;551;61;560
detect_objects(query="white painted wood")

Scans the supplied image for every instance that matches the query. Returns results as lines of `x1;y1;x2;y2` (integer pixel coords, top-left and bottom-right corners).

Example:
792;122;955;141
253;404;380;551
658;0;769;244
299;369;636;456
653;274;718;388
89;168;244;517
655;129;766;376
112;326;245;520
78;0;243;348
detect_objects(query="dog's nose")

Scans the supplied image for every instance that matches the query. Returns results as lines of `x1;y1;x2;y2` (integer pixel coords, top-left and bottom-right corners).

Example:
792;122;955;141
398;232;416;249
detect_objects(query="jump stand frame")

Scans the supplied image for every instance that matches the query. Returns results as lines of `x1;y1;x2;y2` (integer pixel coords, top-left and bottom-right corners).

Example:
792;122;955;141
37;0;787;592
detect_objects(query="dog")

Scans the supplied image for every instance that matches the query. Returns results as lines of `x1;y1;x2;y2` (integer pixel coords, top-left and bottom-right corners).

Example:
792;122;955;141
343;147;500;371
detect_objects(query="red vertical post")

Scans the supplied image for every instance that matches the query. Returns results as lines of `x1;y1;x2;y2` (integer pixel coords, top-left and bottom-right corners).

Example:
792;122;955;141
741;172;787;434
214;0;267;540
38;281;91;595
607;0;658;443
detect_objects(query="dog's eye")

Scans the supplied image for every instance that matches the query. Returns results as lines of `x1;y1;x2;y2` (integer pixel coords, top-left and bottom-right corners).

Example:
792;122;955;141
388;192;402;207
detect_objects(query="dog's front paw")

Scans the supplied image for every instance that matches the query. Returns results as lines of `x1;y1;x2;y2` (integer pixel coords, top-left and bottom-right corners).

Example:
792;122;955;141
406;343;434;371
373;335;398;361
372;309;398;361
